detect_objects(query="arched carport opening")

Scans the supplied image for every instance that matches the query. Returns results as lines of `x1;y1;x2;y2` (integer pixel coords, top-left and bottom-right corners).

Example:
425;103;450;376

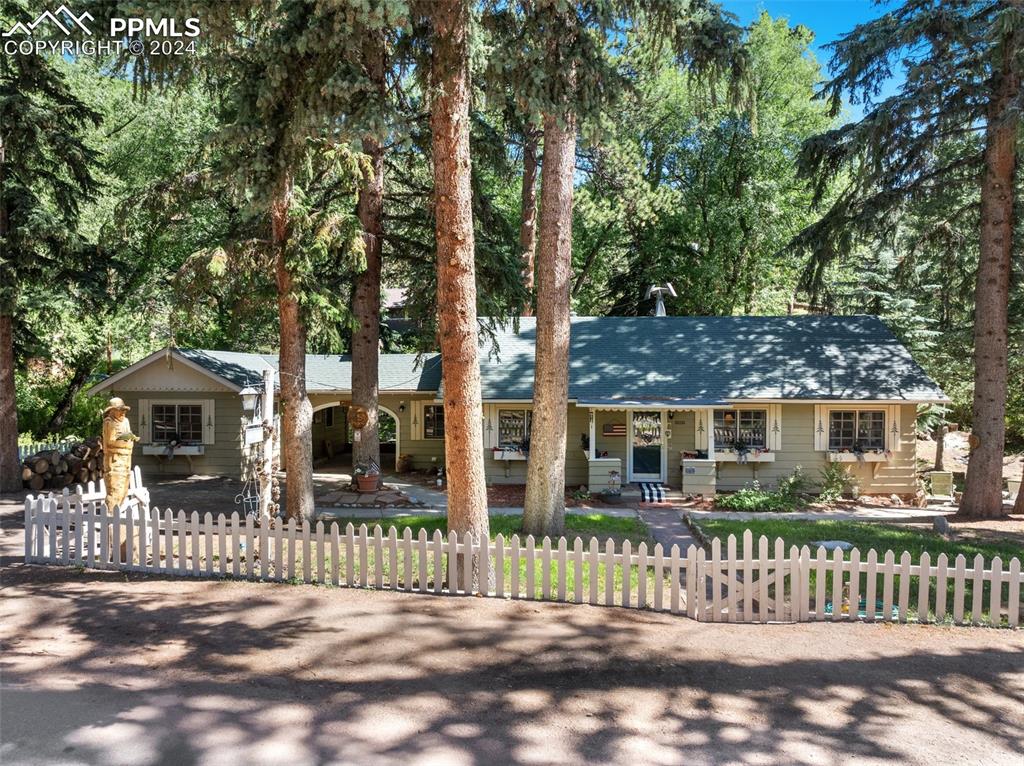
310;401;399;472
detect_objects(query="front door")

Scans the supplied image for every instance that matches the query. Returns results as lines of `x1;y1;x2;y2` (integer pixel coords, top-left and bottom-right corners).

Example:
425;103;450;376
629;410;665;483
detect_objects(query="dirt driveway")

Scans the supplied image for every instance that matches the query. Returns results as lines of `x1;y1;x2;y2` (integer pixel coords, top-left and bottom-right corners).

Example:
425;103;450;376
1;504;1022;765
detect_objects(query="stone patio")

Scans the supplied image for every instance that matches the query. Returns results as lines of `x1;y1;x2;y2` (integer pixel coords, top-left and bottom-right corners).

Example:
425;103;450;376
316;486;424;509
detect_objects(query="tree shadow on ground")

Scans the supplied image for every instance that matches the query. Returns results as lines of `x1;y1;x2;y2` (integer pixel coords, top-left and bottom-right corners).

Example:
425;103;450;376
1;564;1022;765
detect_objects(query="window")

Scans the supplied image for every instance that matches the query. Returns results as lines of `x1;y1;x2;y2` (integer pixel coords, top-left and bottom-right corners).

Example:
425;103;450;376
829;410;885;451
424;405;445;439
856;410;885;450
713;409;766;448
323;407;334;428
498;409;532;449
152;404;203;443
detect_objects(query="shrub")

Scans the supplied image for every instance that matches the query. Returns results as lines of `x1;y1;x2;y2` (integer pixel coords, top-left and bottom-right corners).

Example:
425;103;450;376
717;468;809;513
776;466;809;501
818;462;853;503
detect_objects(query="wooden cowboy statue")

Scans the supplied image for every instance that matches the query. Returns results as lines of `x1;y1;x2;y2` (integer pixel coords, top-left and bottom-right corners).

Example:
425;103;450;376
102;397;139;512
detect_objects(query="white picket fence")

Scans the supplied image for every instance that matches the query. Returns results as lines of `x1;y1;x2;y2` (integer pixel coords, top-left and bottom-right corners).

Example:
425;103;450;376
18;440;75;461
41;466;150;509
22;496;1022;627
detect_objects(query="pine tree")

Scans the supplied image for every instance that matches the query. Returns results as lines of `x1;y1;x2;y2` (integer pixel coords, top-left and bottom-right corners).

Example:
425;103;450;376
0;7;100;491
496;0;745;535
98;0;406;520
795;0;1023;519
427;0;491;581
351;30;389;479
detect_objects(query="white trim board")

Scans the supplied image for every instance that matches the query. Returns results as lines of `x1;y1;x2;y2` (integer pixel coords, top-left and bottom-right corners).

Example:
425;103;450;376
90;348;246;394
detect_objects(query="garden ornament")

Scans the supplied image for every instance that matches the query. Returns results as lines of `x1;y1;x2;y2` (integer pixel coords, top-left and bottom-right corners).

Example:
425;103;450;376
102;397;138;513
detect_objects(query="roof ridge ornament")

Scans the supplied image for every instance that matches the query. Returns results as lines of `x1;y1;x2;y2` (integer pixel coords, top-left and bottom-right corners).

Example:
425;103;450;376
645;283;677;316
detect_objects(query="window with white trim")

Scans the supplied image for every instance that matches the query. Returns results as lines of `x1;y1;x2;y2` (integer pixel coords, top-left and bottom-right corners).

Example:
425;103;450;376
424;405;445;439
152;404;203;443
829;410;885;451
498;409;532;449
713;409;767;448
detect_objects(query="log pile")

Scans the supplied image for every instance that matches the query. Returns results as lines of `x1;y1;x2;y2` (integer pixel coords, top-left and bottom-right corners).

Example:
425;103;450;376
21;437;104;492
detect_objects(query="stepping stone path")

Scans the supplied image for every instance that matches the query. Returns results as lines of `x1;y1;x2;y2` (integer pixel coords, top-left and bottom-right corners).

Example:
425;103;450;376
316;486;424;509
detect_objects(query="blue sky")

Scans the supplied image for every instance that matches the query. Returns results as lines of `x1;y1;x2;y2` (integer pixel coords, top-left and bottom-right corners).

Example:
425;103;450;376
720;0;902;118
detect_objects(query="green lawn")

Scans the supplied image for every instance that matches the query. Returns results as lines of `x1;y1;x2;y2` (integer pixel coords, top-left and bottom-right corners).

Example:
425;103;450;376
691;518;1023;622
321;513;654;547
277;512;664;601
691;518;1023;563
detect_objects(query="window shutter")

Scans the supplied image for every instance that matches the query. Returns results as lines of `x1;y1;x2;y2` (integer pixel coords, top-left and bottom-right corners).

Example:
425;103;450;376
483;405;495;448
410;401;422;441
887;405;902;452
137;399;151;443
768;404;783;451
203;399;216;445
694;410;708;451
813;405;828;451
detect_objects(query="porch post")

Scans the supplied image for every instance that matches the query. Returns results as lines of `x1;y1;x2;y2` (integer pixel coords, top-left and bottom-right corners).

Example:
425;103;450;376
260;366;275;519
588;409;596;460
706;407;716;461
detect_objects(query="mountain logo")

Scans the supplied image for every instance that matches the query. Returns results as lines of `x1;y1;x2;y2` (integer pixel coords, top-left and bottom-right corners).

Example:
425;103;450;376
3;5;94;37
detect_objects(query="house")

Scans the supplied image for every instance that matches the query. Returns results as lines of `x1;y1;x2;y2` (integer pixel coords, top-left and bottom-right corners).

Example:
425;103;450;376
89;315;948;496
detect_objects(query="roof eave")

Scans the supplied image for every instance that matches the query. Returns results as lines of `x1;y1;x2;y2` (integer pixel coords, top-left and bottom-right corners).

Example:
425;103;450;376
89;347;245;395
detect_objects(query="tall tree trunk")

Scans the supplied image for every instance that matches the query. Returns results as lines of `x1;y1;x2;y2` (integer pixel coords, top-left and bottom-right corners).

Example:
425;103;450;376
1014;460;1024;515
523;110;576;537
352;31;387;478
933;426;946;472
519;128;539;316
429;0;489;584
960;28;1020;519
273;179;315;522
0;129;17;493
43;351;99;437
0;313;19;493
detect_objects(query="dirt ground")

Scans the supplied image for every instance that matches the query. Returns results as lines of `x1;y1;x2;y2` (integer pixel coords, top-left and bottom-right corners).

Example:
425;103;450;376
1;504;1023;765
918;430;1024;482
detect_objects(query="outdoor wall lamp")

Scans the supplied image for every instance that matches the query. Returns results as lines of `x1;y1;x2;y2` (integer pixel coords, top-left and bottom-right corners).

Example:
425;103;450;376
239;386;260;413
399;401;406;413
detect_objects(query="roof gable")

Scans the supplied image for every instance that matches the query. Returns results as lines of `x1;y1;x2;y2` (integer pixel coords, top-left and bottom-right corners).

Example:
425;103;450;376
90;349;245;394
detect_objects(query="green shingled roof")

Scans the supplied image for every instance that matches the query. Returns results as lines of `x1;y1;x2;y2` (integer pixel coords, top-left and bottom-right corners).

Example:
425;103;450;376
176;315;946;403
177;349;442;392
474;316;947;402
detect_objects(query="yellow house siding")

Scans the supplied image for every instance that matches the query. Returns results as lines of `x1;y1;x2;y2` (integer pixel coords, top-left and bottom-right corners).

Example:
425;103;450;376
713;403;917;494
667;411;696;487
311;406;348;458
379;393;445;470
123;391;247;479
482;404;591;485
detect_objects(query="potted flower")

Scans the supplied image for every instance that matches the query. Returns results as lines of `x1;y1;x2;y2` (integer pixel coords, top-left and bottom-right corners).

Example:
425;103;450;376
354;460;380;492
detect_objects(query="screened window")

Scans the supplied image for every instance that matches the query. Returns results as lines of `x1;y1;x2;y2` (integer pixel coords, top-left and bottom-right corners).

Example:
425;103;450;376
829;410;885;451
424;405;445;439
498;409;532;449
713;409;767;448
152;404;203;443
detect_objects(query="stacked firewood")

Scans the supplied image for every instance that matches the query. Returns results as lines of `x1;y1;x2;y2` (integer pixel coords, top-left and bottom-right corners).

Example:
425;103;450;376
21;437;104;491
